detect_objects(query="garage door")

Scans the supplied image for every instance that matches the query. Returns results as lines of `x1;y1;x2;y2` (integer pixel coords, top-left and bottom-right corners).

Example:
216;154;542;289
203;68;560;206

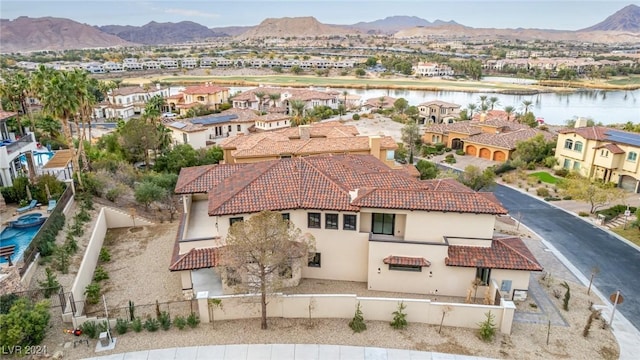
479;148;491;159
619;175;639;192
493;151;506;162
466;145;477;156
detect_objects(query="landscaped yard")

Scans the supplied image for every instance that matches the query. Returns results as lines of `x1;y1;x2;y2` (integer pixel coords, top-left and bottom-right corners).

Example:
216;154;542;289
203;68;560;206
611;226;640;247
529;171;559;184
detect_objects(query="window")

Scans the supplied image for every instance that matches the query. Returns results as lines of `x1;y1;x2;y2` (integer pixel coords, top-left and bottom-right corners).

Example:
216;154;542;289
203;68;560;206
229;217;243;226
307;212;321;228
476;268;491;286
237;124;241;131
228;125;232;132
281;213;290;222
389;264;422;272
372;213;395;235
574;141;583;152
564;139;573;150
343;214;357;231
563;159;571;169
572;161;581;170
325;213;338;230
601;150;609;157
308;252;321;267
628;152;638;162
386;150;395;160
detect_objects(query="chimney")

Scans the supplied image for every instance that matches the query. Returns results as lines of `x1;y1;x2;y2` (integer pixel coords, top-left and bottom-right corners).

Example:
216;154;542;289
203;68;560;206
349;189;359;202
480;112;486;122
299;124;311;140
574;117;588;128
369;135;381;158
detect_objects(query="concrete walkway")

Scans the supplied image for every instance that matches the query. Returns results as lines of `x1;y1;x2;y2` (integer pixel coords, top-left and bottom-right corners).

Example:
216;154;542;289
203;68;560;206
513;275;568;327
82;344;496;360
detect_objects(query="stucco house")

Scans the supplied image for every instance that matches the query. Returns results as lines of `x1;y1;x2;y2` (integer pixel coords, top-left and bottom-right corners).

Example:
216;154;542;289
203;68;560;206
555;120;640;192
231;86;339;114
167;84;230;116
417;100;462;124
362;96;397;111
413;62;454;77
423;115;554;162
170;154;542;302
218;122;399;169
0;111;40;186
93;84;169;120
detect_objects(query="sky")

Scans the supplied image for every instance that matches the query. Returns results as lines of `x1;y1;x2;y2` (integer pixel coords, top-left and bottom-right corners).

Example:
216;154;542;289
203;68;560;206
1;0;638;30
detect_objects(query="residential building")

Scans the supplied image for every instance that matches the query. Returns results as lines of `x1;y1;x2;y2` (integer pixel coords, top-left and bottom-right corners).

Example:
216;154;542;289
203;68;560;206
423;112;554;162
165;108;260;149
417;100;462;124
362;96;397;111
166;84;230;116
93;84;169;120
555;120;640;192
0;111;40;187
413;62;455;77
231;87;339;114
171;154;542;301
219;121;398;168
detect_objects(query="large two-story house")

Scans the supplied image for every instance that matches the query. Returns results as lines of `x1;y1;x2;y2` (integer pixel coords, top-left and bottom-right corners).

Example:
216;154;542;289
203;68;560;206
417;100;462;124
171;154;542;301
93;84;170;120
231;87;339;114
0;111;40;186
167;84;230;116
555;120;640;192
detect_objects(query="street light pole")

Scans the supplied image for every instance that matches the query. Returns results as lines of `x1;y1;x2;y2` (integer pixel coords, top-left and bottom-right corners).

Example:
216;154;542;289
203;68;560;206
610;290;621;327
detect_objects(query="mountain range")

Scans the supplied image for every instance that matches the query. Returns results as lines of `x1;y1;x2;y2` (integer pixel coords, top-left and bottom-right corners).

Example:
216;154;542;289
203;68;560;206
1;4;639;53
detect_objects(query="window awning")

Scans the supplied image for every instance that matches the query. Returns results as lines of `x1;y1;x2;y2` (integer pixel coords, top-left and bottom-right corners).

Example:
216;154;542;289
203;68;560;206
383;255;431;267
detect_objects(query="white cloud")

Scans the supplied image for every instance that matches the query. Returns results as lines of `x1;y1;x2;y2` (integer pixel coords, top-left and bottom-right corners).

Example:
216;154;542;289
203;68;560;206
164;8;220;18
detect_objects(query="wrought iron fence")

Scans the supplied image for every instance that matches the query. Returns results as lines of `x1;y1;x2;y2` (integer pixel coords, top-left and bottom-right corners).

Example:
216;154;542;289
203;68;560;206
84;298;195;321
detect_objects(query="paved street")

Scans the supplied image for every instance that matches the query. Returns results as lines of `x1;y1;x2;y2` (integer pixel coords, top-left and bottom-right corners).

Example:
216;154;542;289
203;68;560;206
493;184;640;330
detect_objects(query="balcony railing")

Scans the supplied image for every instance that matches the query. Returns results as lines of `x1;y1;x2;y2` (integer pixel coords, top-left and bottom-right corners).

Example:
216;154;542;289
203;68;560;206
6;133;34;154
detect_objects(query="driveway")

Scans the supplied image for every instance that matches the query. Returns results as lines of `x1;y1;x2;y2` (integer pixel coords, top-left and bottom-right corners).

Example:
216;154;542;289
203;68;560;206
493;184;640;330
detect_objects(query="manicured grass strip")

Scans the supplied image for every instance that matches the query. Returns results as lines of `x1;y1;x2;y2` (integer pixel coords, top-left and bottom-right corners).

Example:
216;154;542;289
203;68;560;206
612;226;640;247
529;171;558;184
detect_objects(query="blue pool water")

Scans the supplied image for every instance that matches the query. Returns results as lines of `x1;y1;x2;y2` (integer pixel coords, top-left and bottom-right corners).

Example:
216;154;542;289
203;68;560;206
0;225;41;264
19;151;54;166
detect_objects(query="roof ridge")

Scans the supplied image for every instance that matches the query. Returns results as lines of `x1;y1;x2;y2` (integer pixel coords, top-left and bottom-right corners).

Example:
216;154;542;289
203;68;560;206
175;164;218;193
496;237;542;269
300;156;351;194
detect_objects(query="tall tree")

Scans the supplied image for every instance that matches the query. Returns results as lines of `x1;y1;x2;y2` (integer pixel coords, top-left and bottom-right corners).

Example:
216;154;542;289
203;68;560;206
393;98;409;115
254;91;266;112
504;106;515;121
401;121;421;164
521;100;533;115
0;70;31;135
289;100;306;125
488;97;500;110
457;165;496;191
478;95;488;109
222;210;314;330
37;66;84;188
467;103;477;119
557;175;625;214
267;93;280;108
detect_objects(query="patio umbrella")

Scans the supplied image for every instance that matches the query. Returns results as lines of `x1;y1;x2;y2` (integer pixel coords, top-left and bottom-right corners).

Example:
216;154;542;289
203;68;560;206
45;184;51;200
26;186;32;201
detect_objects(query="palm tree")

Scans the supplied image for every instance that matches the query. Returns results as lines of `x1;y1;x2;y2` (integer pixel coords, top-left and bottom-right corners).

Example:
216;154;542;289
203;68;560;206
0;70;31;135
522;100;533;115
504;106;515;121
254;91;266;113
342;90;349;110
377;96;386;110
478;95;487;109
289;100;306;126
467;103;477;119
37;67;84;188
268;93;280;108
488;96;500;110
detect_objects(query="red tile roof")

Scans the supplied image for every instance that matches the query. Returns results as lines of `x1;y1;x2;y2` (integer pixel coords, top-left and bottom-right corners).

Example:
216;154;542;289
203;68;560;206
384;255;431;267
0;111;17;120
558;126;609;140
169;247;221;271
595;143;625;154
445;237;543;271
175;154;508;216
182;85;229;95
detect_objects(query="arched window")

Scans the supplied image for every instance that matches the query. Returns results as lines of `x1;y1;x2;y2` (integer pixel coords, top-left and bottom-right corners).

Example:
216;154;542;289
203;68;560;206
574;141;583;152
564;139;573;150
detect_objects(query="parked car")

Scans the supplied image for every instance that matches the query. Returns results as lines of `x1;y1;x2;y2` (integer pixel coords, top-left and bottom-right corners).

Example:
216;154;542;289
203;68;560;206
162;112;176;118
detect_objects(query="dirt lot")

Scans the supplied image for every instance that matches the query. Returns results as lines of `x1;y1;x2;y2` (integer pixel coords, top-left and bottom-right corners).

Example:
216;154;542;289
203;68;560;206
25;206;619;360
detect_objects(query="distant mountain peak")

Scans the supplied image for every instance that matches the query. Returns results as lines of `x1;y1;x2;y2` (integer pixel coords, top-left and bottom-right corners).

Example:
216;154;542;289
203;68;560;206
579;4;640;32
350;15;459;34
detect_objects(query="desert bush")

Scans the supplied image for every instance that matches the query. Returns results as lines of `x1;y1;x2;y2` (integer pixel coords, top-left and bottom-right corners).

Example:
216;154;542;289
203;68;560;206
390;301;408;330
478;311;497;342
131;318;143;332
173;315;187;330
554;168;569;177
115;318;129;335
93;266;109;282
99;247;111;262
144;318;160;332
348;302;366;333
84;282;101;305
158;311;171;331
561;281;571;311
352;114;360;120
578;211;589;217
456;149;465;156
81;321;98;339
536;187;550;197
187;313;200;328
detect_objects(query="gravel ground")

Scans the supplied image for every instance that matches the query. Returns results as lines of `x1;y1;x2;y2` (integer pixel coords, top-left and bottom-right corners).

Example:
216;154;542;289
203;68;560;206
26;208;618;360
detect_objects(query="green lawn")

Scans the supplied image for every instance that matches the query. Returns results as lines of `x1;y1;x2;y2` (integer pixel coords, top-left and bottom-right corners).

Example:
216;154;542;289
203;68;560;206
529;171;558;184
606;75;640;86
612;226;640;247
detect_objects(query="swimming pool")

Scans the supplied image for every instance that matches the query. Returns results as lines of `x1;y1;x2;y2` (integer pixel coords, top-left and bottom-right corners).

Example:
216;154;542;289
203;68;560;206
10;213;47;228
0;225;42;264
19;151;54;167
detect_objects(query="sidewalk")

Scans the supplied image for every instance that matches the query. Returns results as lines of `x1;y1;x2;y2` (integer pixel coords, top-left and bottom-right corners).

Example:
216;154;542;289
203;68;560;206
82;344;497;360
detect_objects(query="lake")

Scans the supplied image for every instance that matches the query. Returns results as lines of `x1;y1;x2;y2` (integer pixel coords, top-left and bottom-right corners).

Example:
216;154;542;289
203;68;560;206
227;86;639;126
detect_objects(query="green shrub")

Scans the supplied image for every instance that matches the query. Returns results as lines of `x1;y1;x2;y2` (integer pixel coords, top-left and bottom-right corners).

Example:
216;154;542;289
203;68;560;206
97;320;108;334
434;143;446;151
84;282;101;305
596;205;637;221
0;293;20;314
444;154;456;164
115;318;129;335
54;247;70;274
562;196;572;200
352;114;360;120
390;301;408;330
131;318;143;332
554;168;569;177
144;318;160;332
348;302;366;333
491;162;516;175
38;240;56;257
187;312;200;328
0;298;50;348
578;211;590;217
99;247;111;262
93;266;109;282
561;281;571;311
75;208;91;223
456;149;465;156
536;187;550;197
158;311;171;331
478;311;497;342
81;321;98;339
105;187;124;202
38;268;60;298
173;315;187;330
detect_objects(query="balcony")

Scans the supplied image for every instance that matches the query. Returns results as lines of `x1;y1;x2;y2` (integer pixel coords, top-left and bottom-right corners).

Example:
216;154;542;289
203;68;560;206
369;233;405;242
5;133;35;155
